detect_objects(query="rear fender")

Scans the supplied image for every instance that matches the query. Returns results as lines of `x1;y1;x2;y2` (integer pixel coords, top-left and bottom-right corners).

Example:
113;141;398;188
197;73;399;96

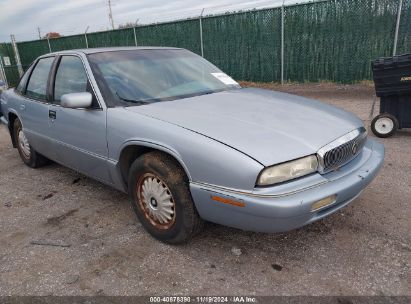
6;109;20;148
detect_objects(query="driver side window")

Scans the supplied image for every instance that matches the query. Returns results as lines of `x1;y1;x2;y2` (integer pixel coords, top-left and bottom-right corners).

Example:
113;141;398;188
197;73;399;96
54;56;87;102
54;56;98;107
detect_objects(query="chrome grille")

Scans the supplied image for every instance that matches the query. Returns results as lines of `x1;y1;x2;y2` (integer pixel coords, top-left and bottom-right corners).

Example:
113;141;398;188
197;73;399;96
317;127;367;173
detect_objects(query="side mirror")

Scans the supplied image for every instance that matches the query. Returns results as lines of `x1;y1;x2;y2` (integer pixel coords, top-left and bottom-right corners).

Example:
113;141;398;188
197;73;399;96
61;92;92;109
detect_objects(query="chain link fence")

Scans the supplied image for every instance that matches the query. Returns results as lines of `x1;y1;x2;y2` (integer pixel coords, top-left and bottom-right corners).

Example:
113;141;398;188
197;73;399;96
0;42;20;86
1;0;410;87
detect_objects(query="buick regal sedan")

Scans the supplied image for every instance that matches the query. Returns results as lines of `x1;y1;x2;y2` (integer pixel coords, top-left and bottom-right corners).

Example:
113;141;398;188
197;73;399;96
0;47;384;243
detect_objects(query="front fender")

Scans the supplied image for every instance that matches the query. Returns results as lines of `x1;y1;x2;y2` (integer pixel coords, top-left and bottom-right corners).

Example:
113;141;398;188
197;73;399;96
118;139;192;181
107;108;264;191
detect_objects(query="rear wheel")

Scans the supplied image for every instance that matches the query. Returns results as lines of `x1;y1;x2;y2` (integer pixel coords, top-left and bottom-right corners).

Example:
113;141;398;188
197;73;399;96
371;113;399;138
128;151;203;244
13;118;48;168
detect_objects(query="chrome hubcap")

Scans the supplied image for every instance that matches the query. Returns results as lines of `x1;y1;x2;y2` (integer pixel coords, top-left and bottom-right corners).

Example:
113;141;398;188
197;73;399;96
137;173;175;229
375;117;394;135
18;130;30;158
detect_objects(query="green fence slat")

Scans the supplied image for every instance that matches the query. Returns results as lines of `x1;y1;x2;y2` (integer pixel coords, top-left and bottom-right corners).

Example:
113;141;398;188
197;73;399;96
397;0;411;54
17;40;50;70
135;19;201;53
284;0;401;83
202;9;282;82
87;28;135;48
49;34;88;52
0;42;20;87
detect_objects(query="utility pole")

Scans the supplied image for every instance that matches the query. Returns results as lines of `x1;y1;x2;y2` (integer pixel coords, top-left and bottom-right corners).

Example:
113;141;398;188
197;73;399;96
37;27;41;39
108;0;115;30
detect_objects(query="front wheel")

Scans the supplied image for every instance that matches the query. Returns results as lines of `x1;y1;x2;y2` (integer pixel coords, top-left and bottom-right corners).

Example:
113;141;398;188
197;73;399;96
371;113;399;138
13;118;48;168
128;151;203;244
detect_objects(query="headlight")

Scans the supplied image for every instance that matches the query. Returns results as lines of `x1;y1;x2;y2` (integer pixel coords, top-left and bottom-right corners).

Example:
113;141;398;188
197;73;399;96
256;155;318;186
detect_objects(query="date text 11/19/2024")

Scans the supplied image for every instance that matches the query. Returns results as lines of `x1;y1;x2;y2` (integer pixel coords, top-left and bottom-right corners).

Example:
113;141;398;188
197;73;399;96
149;296;257;303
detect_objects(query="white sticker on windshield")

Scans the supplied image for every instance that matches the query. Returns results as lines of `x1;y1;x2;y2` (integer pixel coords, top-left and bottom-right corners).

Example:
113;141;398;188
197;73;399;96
211;73;238;85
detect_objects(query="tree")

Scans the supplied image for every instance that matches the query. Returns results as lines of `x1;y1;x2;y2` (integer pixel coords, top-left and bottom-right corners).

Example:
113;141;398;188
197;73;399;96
43;32;62;39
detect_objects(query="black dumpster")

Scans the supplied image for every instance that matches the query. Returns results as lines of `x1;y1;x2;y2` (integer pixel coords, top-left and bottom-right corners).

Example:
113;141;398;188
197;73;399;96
371;53;411;137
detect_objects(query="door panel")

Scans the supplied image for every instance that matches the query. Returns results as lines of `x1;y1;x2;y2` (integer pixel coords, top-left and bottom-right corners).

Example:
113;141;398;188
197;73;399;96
19;57;57;160
48;106;109;181
49;55;110;183
22;100;57;160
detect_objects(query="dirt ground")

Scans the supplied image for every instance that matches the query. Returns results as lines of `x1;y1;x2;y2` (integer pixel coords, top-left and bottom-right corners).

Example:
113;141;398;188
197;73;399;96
0;83;409;296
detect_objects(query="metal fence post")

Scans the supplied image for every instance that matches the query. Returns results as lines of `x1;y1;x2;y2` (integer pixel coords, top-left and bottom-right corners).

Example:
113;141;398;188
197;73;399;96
133;19;139;46
393;0;403;56
84;26;90;48
281;1;285;85
46;37;52;52
10;34;23;77
199;8;205;57
133;26;138;46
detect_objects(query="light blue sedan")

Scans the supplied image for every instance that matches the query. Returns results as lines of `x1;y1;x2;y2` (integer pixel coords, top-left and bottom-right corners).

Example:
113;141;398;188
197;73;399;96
0;47;384;243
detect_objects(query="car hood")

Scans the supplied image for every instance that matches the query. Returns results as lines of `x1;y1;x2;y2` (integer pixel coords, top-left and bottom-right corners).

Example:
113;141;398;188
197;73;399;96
125;88;363;166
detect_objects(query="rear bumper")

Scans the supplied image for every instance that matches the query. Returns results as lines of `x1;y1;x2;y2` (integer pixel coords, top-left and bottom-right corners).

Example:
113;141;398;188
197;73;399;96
190;139;384;233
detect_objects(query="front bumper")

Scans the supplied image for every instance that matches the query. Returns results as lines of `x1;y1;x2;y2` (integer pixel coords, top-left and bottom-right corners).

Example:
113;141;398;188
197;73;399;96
190;138;384;233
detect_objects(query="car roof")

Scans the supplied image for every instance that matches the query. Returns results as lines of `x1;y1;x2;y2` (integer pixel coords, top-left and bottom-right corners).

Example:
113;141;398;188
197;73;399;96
45;46;183;56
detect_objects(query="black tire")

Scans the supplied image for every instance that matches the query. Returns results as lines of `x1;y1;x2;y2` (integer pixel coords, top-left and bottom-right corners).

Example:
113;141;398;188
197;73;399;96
128;151;203;244
371;113;399;138
13;118;48;168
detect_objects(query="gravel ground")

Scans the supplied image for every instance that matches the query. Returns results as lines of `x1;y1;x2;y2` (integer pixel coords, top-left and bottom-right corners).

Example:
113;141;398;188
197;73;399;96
0;83;409;296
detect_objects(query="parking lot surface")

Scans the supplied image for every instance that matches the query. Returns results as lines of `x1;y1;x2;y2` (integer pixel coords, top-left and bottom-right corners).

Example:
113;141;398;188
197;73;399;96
0;83;409;296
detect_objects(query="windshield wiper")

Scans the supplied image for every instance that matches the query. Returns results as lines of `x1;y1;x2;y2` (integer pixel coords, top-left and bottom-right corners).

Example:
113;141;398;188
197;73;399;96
116;89;228;105
177;89;226;99
115;92;157;104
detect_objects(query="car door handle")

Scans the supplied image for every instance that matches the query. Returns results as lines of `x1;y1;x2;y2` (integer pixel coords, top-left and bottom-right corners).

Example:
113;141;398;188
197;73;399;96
49;110;56;119
20;104;25;111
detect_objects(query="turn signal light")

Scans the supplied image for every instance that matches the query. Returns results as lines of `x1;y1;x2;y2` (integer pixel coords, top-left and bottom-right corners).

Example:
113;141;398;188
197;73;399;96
311;195;337;211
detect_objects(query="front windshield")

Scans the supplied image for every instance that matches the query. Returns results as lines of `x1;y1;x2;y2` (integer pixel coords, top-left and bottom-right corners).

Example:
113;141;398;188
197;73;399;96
88;49;241;105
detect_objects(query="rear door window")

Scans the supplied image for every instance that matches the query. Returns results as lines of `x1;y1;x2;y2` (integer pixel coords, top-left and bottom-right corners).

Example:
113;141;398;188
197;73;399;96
26;57;54;101
16;66;32;94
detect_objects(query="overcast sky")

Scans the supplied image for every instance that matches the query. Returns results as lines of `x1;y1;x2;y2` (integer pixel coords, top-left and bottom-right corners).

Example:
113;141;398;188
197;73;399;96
0;0;308;42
